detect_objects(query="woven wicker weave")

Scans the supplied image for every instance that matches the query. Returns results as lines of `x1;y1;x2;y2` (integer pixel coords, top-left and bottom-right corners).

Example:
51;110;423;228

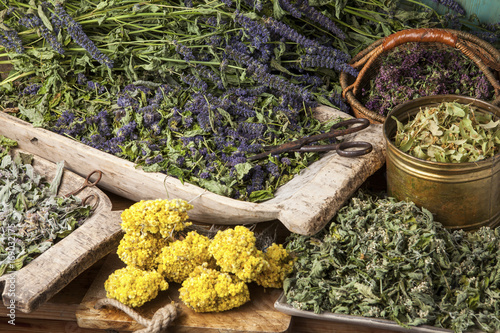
340;28;500;124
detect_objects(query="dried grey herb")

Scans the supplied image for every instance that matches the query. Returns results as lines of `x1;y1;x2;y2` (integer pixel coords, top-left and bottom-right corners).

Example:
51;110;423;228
284;190;500;333
393;101;500;163
0;152;92;276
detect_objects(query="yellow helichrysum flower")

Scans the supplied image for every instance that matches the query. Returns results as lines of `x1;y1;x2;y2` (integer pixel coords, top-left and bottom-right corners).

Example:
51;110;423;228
179;264;250;312
120;199;193;238
254;243;295;288
104;266;169;308
208;226;267;282
117;232;167;269
156;231;215;283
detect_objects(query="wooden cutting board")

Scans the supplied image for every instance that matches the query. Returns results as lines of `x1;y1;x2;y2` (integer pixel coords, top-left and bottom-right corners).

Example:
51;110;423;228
76;253;291;333
0;148;123;313
0;106;386;236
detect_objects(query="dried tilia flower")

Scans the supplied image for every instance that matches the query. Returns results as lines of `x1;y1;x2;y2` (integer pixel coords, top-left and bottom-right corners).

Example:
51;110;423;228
394;101;500;163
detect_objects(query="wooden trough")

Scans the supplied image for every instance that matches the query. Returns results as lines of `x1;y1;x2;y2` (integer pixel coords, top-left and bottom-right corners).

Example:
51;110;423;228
0;106;386;236
0;149;123;313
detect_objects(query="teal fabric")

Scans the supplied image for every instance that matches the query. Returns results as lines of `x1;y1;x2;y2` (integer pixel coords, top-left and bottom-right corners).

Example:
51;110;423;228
420;0;500;24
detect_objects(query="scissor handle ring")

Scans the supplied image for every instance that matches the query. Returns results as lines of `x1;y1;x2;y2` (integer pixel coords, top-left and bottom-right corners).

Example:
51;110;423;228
337;141;373;157
329;117;370;133
85;170;103;186
82;194;100;210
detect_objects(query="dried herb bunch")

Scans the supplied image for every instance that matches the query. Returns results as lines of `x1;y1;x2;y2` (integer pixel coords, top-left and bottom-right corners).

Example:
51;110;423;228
394;101;500;163
0;152;92;276
0;1;498;201
285;190;500;333
362;44;496;117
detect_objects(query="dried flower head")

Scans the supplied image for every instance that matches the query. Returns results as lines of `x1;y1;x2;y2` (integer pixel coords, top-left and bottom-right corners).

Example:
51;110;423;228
104;266;169;308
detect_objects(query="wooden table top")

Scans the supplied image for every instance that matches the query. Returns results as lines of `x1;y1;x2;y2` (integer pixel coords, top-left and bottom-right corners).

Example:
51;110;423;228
0;174;397;333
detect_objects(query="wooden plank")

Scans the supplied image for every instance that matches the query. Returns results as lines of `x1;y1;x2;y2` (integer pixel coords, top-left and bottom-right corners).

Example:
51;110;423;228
76;253;292;333
0;106;386;236
0;257;106;322
0;149;123;313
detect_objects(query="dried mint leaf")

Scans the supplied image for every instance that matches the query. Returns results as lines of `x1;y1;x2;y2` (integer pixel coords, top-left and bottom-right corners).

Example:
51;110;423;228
285;190;500;333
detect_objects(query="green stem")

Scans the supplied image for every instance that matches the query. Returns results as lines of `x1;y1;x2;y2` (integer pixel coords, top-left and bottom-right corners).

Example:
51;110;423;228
0;70;36;86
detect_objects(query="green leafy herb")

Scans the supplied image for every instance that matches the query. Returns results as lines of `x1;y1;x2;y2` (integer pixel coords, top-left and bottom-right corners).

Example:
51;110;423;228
394;101;500;163
0;135;17;159
285;190;500;333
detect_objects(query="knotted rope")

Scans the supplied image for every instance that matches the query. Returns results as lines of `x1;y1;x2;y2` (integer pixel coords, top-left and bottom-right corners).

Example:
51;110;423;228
94;298;178;333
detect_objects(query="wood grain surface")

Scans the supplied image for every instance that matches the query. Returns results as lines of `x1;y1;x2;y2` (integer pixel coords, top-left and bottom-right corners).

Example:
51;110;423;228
0;184;416;333
76;253;292;333
0;106;386;236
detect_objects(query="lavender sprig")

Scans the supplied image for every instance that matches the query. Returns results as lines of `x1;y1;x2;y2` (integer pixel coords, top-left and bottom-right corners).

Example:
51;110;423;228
54;4;113;68
279;0;302;18
195;65;224;89
300;54;358;77
430;0;466;16
0;27;23;54
181;74;208;91
173;40;195;62
21;83;41;95
297;0;346;39
19;14;64;54
263;16;320;49
234;11;270;51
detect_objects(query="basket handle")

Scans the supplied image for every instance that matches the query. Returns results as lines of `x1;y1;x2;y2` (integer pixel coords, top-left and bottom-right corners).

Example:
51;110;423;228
343;28;500;103
382;28;457;52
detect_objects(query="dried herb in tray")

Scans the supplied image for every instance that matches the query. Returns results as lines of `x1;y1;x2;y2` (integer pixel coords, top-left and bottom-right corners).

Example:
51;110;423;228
0;148;93;277
284;190;500;333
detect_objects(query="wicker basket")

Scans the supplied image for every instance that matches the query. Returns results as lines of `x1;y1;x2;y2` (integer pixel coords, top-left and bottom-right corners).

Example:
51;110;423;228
340;28;500;124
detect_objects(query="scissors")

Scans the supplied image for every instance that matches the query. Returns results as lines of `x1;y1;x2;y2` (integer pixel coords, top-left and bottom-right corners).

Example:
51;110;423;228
65;170;103;197
249;118;373;161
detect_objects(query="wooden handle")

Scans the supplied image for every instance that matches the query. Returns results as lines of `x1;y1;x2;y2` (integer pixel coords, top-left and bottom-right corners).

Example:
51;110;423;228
0;210;123;313
382;28;458;51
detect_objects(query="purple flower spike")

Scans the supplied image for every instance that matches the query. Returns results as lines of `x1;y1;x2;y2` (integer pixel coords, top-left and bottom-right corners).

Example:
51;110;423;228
54;4;113;68
430;0;466;15
0;27;24;54
297;1;346;39
19;14;64;54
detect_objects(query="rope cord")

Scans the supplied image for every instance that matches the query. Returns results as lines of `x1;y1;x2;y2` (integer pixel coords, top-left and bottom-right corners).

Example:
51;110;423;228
95;298;178;333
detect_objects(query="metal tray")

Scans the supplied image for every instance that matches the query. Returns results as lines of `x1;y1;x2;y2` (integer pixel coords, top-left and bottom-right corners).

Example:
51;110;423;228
0;148;123;313
274;293;453;333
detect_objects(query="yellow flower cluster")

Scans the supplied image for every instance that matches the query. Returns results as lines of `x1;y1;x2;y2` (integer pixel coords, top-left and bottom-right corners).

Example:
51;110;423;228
254;243;295;288
104;266;169;308
179;264;250;313
156;231;215;283
105;199;193;307
120;199;193;238
208;226;267;282
117;233;167;269
106;199;294;312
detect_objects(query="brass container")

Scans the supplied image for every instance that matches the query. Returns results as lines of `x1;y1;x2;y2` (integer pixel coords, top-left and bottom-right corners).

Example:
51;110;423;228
383;95;500;230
